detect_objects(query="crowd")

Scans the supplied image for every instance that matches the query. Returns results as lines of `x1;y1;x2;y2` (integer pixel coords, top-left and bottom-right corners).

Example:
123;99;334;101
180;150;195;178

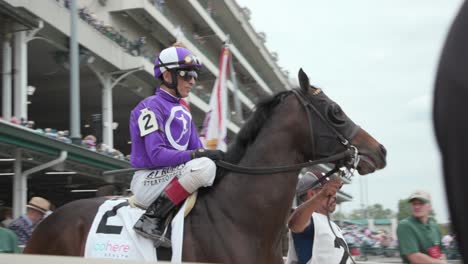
55;0;150;60
342;226;398;257
1;116;128;161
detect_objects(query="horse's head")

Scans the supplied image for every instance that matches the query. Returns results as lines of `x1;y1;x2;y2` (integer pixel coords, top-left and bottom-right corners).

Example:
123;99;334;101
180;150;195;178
297;69;386;175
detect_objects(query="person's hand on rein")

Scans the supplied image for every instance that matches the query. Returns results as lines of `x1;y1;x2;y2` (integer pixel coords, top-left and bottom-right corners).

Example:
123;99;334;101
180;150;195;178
318;177;343;199
191;148;225;161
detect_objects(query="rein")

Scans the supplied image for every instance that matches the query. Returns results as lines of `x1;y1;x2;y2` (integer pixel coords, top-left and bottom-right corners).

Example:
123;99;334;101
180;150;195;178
215;149;354;175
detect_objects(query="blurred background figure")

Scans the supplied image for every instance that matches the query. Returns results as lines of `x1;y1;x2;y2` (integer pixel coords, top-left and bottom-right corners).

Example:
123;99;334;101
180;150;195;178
8;197;51;246
396;191;446;264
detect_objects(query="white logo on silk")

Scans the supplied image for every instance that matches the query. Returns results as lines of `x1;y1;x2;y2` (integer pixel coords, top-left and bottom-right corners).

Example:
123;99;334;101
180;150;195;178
175;115;188;143
165;106;192;150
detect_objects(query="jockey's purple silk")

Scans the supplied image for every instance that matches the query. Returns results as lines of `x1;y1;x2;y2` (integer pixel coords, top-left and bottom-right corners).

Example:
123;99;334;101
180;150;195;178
129;89;203;168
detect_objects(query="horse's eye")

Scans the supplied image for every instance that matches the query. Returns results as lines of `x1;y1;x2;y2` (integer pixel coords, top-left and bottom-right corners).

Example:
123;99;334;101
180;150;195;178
327;105;346;125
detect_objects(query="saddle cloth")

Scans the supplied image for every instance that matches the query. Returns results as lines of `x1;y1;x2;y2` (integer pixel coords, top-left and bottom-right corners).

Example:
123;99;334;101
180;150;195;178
84;197;191;263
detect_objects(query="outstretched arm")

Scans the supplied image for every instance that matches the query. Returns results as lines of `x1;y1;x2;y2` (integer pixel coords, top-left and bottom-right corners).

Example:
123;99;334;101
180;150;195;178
288;177;342;233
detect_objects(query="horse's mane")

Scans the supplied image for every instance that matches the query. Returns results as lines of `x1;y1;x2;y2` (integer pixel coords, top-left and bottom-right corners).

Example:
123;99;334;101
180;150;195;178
224;90;293;165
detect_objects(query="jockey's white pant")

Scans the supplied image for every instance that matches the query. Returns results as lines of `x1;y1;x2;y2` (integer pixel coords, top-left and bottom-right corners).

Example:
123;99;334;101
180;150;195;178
130;157;216;207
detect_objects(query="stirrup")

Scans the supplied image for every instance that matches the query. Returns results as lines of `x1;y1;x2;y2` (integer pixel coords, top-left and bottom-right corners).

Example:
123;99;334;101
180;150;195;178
154;210;175;248
154;224;172;248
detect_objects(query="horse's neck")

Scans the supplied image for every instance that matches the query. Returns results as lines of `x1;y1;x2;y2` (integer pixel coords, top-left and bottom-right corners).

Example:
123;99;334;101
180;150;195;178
185;100;308;261
201;121;303;241
220;129;301;218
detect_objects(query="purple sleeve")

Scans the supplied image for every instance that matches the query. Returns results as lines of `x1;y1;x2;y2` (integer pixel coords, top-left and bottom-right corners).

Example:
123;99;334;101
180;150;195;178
187;120;204;150
144;130;192;167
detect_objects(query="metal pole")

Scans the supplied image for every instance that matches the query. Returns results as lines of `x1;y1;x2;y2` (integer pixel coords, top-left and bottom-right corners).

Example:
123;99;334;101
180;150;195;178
102;76;113;149
70;0;81;144
12;148;23;218
13;31;27;122
2;33;12;121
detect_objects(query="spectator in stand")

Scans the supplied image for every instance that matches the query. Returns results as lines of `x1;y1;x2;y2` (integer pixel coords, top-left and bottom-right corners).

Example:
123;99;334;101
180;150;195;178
10;116;19;125
397;191;447;264
57;131;71;143
131;37;146;56
25;121;35;129
44;128;56;138
8;197;51;246
83;135;97;151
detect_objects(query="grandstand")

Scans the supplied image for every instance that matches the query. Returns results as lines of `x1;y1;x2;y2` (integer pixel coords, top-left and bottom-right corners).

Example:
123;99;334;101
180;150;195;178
0;0;351;218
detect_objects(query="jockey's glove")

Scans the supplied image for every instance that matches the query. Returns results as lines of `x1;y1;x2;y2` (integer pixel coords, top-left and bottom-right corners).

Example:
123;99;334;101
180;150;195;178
191;149;225;161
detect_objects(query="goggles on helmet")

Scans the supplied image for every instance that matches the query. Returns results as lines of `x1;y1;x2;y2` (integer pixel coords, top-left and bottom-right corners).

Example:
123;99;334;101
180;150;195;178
157;54;201;69
177;70;198;81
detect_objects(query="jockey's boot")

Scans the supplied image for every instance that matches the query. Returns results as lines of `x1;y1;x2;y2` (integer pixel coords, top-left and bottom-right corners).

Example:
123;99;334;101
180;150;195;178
133;193;176;246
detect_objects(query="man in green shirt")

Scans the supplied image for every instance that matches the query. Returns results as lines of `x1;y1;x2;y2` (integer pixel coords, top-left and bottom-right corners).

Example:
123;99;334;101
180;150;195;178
397;190;447;264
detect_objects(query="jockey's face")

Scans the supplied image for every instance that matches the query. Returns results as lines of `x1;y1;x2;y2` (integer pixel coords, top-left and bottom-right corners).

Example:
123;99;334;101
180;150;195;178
176;70;196;98
161;70;196;98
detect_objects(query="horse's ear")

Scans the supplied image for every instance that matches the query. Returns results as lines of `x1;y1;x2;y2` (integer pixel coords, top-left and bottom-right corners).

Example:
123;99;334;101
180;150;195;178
298;68;310;92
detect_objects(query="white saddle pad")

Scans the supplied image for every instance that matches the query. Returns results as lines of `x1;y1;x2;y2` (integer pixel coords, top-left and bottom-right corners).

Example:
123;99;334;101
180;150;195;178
84;198;156;261
84;198;188;263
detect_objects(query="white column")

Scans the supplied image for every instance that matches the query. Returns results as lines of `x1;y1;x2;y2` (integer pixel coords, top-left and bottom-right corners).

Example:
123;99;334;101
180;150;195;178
102;76;114;149
14;31;28;122
2;33;12;120
368;218;375;231
12;148;25;218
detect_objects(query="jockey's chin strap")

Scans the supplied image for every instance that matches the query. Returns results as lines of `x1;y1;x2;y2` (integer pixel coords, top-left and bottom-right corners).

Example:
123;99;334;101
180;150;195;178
158;58;182;98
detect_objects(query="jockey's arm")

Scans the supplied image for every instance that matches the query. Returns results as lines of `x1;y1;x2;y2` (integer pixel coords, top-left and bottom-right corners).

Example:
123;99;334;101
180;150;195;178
144;130;192;168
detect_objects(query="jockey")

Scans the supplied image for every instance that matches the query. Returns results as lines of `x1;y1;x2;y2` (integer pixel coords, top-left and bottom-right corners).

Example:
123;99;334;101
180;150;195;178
129;43;224;245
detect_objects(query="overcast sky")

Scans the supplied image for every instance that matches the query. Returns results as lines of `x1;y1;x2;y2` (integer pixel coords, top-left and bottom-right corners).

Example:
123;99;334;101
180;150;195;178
235;0;463;222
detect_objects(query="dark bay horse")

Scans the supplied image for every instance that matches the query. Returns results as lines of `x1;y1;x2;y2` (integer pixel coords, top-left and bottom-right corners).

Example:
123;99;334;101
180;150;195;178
434;1;468;262
24;69;386;263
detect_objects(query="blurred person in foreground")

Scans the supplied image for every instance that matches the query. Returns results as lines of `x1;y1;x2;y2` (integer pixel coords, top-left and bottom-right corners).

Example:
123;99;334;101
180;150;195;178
129;43;224;246
397;191;446;264
8;197;50;246
286;171;350;264
434;1;468;263
0;205;19;253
